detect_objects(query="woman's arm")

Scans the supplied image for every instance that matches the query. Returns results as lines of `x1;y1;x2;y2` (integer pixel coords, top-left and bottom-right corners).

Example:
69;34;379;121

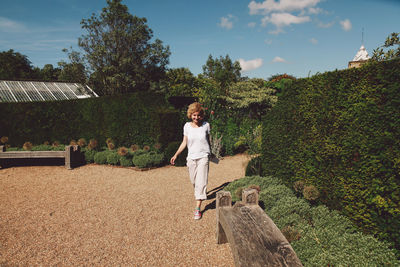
170;135;188;165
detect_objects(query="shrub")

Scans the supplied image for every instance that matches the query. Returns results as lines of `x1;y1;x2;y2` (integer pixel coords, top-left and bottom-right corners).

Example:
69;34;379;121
52;141;60;147
0;136;8;144
87;139;98;150
117;146;128;156
84;149;97;163
130;144;140;152
119;156;133;167
77;138;87;147
107;142;115;150
132;152;164;168
302;185;320;201
23;142;33;151
153;143;162;151
225;176;400;266
43;141;50;145
164;141;187;166
293;180;305;194
31;144;53;151
245;156;262;176
107;152;120;165
70;139;77;146
143;145;150;152
94;151;110;164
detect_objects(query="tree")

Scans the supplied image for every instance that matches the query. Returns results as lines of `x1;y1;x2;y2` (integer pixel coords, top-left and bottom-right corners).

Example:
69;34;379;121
78;0;170;95
225;79;277;120
164;67;196;98
371;32;400;61
40;64;61;81
202;54;241;94
57;48;87;83
0;49;38;80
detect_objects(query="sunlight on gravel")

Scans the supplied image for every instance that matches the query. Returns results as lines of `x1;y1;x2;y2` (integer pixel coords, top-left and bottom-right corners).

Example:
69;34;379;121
0;154;249;266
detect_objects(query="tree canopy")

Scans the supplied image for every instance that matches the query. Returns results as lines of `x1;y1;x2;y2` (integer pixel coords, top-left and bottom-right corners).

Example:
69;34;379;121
202;54;241;93
372;32;400;61
78;0;170;95
0;49;39;80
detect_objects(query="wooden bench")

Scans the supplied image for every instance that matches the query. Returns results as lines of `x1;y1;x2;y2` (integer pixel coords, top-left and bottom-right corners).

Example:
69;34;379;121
0;145;82;169
216;189;303;267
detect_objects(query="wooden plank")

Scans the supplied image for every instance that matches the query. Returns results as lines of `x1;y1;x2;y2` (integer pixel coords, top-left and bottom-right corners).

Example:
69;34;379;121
216;191;232;244
0;151;65;159
219;204;303;267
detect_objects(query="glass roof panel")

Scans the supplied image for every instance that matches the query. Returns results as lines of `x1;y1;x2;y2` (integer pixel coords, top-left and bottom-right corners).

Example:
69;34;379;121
44;82;68;100
23;82;43;101
30;82;56;101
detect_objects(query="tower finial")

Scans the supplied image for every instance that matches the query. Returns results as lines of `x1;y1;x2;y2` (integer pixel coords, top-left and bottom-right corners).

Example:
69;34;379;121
362;27;364;45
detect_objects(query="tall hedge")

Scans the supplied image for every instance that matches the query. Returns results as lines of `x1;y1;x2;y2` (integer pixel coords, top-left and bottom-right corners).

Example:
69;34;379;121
0;92;181;147
261;59;400;250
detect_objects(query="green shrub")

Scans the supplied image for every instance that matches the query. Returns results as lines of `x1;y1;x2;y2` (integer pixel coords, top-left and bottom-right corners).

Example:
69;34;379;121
164;141;187;166
132;152;164;169
83;148;97;163
0;92;181;148
94;151;111;164
225;176;400;266
31;144;54;151
106;152;120;165
119;156;133;167
261;59;400;249
245;156;262;176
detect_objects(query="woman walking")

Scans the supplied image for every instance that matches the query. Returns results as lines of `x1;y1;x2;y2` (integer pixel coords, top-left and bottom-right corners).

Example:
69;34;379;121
170;102;211;220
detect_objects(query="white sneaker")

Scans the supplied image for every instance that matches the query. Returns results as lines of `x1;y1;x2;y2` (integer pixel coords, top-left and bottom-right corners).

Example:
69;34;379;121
194;209;202;220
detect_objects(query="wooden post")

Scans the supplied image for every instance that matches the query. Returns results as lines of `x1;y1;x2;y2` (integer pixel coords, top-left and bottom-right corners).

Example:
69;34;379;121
216;190;232;244
242;188;259;205
65;145;73;170
0;145;5;152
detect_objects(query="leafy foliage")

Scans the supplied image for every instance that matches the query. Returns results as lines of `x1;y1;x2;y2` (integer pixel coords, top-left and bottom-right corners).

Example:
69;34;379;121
261;58;400;250
79;0;170;95
0;92;181;148
0;50;39;80
225;80;277;120
202;54;241;94
372;32;400;61
225;176;400;266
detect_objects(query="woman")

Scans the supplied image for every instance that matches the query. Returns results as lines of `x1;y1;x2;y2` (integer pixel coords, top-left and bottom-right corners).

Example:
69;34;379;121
170;102;211;220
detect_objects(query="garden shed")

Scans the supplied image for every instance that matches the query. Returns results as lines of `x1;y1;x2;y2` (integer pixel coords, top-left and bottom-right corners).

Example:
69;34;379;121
0;80;98;103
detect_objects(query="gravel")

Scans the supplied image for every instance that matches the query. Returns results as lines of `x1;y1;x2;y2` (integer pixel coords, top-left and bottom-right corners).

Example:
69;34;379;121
0;154;249;266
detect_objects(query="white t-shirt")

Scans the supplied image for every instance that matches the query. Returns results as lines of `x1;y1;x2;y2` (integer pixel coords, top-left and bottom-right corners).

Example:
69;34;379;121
183;121;211;160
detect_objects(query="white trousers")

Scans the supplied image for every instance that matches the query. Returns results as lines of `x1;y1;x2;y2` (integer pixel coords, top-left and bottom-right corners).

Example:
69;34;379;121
187;157;209;200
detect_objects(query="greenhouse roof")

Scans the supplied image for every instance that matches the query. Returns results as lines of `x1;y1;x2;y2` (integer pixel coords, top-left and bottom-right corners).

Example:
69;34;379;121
0;80;98;103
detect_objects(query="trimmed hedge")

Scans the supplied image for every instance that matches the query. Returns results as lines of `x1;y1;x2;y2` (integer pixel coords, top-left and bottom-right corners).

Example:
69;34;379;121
0;92;181;148
225;176;400;266
261;59;400;250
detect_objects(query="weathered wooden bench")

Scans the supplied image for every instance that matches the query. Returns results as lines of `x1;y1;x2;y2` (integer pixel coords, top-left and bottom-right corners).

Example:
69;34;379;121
0;145;82;169
216;189;303;267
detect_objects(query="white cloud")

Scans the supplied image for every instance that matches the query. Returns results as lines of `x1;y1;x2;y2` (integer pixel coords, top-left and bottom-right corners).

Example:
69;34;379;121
340;19;352;31
307;7;323;14
272;56;287;63
261;12;310;30
264;39;272;45
248;22;256;28
0;17;26;32
219;15;234;30
316;20;334;28
310;38;318;44
249;0;321;15
238;58;263;71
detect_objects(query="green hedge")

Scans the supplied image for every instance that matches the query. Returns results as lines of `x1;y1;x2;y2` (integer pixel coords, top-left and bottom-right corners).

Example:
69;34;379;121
225;176;399;266
261;59;400;250
0;92;181;148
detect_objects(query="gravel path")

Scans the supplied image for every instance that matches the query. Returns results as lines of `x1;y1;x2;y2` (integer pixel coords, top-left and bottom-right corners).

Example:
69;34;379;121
0;154;249;266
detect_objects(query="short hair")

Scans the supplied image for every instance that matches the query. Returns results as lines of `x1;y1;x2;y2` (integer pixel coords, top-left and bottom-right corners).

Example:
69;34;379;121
187;102;204;119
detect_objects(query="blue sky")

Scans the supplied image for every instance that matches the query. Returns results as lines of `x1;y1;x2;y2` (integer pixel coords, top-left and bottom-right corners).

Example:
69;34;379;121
0;0;399;79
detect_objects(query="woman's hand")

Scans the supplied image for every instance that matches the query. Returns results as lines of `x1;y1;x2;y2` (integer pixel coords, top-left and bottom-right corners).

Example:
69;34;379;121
170;155;177;165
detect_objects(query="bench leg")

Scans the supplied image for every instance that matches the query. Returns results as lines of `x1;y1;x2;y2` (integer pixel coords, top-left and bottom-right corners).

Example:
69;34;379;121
216;191;232;244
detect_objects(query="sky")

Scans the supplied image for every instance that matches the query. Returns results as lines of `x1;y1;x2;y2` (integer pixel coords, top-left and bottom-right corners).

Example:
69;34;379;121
0;0;399;79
